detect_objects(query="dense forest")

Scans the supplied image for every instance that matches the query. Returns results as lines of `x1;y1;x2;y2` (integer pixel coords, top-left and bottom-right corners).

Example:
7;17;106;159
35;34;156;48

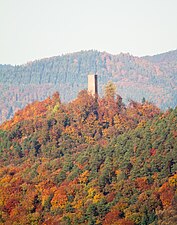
0;49;177;123
0;85;177;225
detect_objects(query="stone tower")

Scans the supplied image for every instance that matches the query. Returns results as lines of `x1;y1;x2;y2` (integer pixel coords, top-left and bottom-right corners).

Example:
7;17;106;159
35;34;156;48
88;74;98;96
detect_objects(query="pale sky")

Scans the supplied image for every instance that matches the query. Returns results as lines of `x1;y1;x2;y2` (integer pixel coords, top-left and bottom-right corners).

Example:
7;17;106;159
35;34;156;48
0;0;177;65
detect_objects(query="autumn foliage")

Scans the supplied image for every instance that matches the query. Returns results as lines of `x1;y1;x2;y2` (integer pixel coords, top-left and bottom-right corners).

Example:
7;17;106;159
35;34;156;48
0;90;176;224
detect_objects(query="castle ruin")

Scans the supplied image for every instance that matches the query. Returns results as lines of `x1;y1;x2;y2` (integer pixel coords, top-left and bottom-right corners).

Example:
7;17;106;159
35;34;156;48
88;74;98;96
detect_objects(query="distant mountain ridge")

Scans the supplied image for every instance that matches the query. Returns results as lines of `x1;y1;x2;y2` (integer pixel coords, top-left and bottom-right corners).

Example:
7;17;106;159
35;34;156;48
143;49;177;63
0;49;177;123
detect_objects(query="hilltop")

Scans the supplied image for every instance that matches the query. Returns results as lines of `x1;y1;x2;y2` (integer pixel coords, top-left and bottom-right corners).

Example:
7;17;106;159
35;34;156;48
0;49;177;123
0;89;177;224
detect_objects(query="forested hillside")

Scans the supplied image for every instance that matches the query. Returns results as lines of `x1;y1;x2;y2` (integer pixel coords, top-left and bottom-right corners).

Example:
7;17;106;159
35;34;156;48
0;49;177;123
0;89;176;225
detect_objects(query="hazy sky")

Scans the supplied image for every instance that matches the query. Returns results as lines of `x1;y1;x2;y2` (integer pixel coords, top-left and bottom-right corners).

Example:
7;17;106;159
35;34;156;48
1;0;177;65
